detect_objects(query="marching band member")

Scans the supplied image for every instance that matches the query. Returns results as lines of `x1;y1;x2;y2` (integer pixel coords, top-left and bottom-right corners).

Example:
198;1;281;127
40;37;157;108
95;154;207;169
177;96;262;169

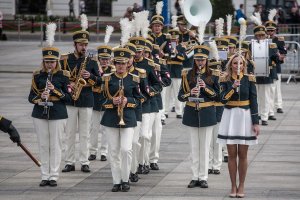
28;23;71;186
265;9;286;115
178;44;219;188
217;53;260;198
101;48;141;192
250;14;279;126
61;14;101;173
238;41;255;74
88;26;114;162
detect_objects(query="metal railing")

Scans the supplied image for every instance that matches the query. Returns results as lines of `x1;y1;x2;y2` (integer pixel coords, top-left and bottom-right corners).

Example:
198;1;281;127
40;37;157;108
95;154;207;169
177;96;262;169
281;41;300;84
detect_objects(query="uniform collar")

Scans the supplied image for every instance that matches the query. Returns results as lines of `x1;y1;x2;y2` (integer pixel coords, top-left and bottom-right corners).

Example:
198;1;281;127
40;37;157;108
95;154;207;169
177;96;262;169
198;66;206;75
134;57;144;63
73;51;85;59
153;32;162;38
115;71;128;79
232;72;244;80
129;65;135;73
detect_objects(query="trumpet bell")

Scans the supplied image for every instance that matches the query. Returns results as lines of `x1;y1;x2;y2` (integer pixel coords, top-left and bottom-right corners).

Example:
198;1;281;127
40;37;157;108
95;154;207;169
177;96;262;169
183;0;212;26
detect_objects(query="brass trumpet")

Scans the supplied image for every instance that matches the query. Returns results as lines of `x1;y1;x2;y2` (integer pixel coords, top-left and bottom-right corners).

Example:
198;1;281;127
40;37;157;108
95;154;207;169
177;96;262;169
117;79;126;126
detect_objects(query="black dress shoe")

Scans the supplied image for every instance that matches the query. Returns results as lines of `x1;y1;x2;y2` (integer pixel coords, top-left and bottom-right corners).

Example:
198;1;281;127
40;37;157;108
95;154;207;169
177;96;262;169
49;180;57;187
100;155;107;161
199;180;208;188
161;119;166;125
137;164;144;174
277;108;284;113
171;107;175;112
62;164;75;172
129;172;139;182
213;169;220;175
121;182;130;192
165;114;168;118
111;184;121;192
81;165;90;173
208;169;213;174
150;163;159;170
143;165;150;174
223;156;228;163
268;116;277;120
176;115;182;119
261;120;268;126
88;154;96;161
187;180;199;188
39;180;49;187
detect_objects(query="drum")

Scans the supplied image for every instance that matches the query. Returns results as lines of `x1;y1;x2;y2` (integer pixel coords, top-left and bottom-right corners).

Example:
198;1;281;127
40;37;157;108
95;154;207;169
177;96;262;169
251;39;270;77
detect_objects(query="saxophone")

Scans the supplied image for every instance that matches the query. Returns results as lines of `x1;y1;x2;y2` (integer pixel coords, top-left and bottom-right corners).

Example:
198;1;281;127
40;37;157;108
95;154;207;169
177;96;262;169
72;57;87;100
117;79;126;126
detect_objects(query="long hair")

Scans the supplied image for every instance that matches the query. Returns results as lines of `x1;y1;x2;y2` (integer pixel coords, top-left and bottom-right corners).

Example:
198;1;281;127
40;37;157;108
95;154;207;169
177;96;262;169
225;54;247;81
190;58;213;85
41;60;61;73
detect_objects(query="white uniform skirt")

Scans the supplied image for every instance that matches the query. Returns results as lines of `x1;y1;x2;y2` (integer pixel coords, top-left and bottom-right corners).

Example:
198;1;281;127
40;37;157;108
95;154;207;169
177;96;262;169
217;108;258;145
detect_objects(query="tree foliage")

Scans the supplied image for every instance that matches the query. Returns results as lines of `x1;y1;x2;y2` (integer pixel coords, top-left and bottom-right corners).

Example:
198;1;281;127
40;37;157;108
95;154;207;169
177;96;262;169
210;0;235;21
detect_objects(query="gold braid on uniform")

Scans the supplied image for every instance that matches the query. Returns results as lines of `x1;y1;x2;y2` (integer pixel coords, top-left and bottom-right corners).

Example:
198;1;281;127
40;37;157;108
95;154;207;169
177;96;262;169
181;69;190;94
31;70;43;95
102;73;122;100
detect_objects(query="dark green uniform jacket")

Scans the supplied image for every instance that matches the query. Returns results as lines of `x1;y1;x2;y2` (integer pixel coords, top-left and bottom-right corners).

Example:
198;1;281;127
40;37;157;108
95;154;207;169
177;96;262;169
178;68;219;127
28;69;71;120
60;53;101;107
219;73;259;125
166;43;187;78
100;72;141;128
272;36;286;74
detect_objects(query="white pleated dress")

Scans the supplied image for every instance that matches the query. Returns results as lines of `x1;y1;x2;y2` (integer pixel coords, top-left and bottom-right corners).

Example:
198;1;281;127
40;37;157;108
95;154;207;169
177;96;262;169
217;107;258;145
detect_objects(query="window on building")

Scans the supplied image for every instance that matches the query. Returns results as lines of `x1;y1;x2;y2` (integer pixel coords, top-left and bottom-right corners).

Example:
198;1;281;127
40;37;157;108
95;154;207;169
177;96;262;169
16;0;47;14
85;0;112;16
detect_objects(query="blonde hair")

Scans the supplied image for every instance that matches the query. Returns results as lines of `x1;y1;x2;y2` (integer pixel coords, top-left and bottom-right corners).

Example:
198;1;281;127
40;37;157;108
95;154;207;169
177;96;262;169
225;53;247;80
41;60;62;73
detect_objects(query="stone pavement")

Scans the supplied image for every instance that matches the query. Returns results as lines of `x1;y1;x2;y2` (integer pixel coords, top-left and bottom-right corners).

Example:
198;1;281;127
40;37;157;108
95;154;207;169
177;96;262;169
0;41;300;200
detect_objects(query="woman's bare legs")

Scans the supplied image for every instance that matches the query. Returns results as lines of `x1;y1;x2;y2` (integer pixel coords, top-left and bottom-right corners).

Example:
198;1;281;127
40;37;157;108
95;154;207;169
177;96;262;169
237;144;248;196
227;144;238;194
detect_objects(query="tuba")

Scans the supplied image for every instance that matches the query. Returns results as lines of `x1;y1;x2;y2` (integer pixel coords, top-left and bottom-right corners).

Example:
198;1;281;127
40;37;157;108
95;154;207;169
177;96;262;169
183;0;213;26
72;57;87;100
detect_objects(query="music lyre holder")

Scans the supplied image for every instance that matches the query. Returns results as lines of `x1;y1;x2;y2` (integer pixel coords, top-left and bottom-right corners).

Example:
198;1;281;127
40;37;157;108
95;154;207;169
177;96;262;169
38;101;54;107
188;97;204;111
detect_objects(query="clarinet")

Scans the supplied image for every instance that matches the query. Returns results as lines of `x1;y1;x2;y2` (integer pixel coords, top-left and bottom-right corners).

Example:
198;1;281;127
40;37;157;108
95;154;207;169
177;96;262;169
195;70;202;110
42;70;51;116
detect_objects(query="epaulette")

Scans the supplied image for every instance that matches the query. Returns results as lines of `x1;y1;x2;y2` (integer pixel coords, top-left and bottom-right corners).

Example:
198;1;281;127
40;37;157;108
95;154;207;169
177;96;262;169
102;73;112;81
245;74;256;82
135;67;147;78
130;73;140;83
278;36;285;41
211;69;220;77
154;63;161;71
219;75;228;82
110;65;116;72
62;70;70;78
165;33;171;39
159;58;166;65
269;43;277;49
90;56;98;62
153;44;160;50
33;69;40;76
181;68;190;77
249;60;256;68
147;60;155;67
60;53;69;60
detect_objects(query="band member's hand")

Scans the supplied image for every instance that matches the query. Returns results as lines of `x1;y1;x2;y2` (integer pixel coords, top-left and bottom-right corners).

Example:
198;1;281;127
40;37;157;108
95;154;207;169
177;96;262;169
113;97;121;105
122;97;128;107
47;81;54;91
253;124;260;136
198;80;206;88
41;90;50;100
159;50;164;58
8;124;21;143
81;69;90;79
232;80;241;88
220;71;228;77
191;87;200;96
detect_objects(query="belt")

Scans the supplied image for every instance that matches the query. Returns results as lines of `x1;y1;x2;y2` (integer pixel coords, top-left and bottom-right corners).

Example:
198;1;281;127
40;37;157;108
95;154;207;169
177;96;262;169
226;100;250;106
214;102;224;106
48;96;60;101
83;83;92;87
92;87;102;93
186;101;215;108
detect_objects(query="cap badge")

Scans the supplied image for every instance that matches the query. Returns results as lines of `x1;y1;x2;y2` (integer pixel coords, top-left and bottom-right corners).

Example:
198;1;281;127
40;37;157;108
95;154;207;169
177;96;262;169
48;51;52;55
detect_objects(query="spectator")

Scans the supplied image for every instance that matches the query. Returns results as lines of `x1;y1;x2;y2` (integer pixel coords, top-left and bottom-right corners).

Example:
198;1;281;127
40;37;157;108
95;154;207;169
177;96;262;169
69;0;75;18
253;4;268;22
289;6;300;49
132;3;143;13
79;0;86;15
236;4;247;21
124;7;133;21
277;8;286;24
0;10;3;39
175;0;182;16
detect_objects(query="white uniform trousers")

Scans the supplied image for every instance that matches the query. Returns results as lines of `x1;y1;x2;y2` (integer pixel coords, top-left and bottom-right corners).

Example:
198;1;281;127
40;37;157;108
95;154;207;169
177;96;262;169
188;126;213;181
269;82;276;116
64;106;92;165
275;74;283;109
104;126;134;184
257;84;272;121
149;111;162;164
209;123;222;170
131;121;141;173
138;113;151;165
33;118;66;181
89;110;108;156
160;88;167;120
165;78;183;115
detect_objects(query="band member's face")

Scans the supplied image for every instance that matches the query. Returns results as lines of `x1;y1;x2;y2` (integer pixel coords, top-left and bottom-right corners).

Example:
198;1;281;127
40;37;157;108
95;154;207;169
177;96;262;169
143;51;150;58
195;59;207;68
229;46;236;54
128;56;134;67
255;33;266;41
44;60;57;71
99;57;110;67
74;42;88;56
115;61;128;74
231;57;244;73
267;29;275;37
152;23;163;34
178;24;187;32
135;50;144;59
